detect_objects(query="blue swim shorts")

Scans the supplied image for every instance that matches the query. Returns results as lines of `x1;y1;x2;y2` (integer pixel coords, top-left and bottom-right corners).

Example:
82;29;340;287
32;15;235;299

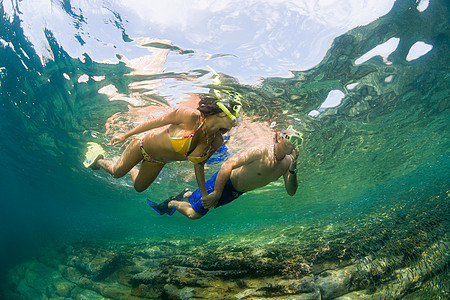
189;171;244;215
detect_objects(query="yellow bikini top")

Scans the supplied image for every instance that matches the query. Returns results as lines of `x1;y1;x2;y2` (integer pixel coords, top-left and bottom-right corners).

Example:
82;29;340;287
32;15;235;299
167;119;215;163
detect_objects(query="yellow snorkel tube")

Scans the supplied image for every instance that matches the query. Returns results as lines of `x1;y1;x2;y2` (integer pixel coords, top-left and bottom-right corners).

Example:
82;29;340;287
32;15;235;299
208;66;244;124
216;100;242;123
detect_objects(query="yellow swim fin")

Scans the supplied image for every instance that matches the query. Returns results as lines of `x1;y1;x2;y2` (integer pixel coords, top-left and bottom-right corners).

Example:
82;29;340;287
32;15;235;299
83;142;105;169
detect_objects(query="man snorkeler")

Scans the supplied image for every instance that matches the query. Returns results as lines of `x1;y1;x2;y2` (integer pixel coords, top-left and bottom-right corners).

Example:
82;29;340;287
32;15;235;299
148;126;302;219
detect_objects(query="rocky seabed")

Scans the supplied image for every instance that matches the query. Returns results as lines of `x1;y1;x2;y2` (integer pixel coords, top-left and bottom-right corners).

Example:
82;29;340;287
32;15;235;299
4;231;448;300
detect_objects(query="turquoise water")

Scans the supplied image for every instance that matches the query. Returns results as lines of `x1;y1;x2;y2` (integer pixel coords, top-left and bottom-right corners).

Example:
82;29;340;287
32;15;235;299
1;0;448;298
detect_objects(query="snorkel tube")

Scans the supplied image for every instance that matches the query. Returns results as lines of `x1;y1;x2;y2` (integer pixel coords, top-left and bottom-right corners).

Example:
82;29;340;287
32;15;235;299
216;100;242;123
208;66;244;124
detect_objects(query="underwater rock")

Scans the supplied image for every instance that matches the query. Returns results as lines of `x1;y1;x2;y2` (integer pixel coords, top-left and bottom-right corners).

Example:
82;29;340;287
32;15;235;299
75;194;446;299
6;185;447;299
4;216;447;299
66;244;122;281
315;265;358;298
53;279;77;298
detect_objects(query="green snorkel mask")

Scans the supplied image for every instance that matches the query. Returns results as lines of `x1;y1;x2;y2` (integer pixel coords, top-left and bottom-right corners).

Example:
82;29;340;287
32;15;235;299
281;125;303;147
217;100;243;124
209;66;244;124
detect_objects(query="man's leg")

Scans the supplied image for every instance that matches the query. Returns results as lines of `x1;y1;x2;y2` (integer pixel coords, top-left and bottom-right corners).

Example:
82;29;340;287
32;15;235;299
169;199;203;220
170;171;220;219
148;189;204;219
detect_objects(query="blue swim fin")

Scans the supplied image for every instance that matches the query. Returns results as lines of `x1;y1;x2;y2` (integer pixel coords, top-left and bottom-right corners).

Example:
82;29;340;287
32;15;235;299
147;199;176;216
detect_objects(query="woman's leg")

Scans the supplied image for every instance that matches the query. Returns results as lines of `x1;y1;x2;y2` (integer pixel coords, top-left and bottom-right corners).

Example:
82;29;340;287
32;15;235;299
96;139;143;179
96;138;165;192
133;160;165;192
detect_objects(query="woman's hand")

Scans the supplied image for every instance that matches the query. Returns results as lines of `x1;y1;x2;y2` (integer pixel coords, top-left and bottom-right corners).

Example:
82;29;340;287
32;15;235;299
110;133;128;146
201;191;220;210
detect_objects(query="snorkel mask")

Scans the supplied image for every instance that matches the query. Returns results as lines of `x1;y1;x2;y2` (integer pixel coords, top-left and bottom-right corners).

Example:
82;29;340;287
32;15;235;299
280;126;303;147
217;100;243;124
209;66;244;125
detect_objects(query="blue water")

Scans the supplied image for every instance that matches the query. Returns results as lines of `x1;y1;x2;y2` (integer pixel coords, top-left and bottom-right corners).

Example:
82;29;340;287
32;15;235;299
0;0;449;297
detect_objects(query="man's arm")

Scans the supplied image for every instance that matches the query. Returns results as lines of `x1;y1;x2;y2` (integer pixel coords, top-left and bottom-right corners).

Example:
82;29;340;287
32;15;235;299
283;148;299;196
201;147;263;209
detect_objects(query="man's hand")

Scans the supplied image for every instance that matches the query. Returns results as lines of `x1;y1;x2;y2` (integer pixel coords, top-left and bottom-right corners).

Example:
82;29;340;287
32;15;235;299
110;133;128;146
201;191;220;210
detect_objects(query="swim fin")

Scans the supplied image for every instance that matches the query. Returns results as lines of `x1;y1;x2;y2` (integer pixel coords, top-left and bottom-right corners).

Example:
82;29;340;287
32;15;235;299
83;142;105;170
173;188;191;200
147;199;176;216
146;188;190;216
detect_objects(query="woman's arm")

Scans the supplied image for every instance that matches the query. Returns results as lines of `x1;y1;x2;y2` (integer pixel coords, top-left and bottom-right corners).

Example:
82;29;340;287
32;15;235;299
194;163;208;197
110;107;192;145
283;148;299;196
193;133;225;198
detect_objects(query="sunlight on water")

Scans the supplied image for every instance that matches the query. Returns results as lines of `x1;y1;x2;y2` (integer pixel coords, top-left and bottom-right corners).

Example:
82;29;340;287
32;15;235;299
355;37;400;65
406;41;433;61
417;0;430;12
4;0;397;84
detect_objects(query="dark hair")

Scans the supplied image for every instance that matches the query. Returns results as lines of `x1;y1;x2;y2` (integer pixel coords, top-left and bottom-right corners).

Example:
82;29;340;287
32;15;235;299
197;94;222;116
197;93;243;117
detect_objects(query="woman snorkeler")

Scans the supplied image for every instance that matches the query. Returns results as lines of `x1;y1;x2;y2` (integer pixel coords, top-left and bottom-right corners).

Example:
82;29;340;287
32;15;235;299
85;94;243;196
